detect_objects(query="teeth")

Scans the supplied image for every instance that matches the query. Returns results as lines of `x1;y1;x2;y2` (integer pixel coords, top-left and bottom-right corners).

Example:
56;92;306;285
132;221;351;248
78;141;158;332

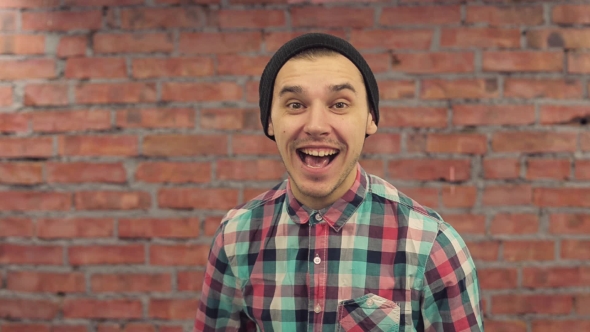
300;148;338;156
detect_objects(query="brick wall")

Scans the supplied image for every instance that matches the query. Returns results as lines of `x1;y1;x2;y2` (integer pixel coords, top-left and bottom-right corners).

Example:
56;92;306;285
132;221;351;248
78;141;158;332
1;0;590;331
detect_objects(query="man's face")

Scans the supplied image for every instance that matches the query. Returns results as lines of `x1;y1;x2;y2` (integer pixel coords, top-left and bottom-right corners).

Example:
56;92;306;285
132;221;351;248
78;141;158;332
268;53;377;209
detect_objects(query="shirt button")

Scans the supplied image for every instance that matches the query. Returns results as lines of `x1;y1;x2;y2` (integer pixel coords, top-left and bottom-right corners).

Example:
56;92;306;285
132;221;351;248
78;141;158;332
367;299;374;306
314;214;322;221
314;304;322;313
313;256;321;264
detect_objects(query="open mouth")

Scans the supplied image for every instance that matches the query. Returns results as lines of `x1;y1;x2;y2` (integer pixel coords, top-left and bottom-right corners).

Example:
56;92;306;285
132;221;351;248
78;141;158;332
296;148;339;169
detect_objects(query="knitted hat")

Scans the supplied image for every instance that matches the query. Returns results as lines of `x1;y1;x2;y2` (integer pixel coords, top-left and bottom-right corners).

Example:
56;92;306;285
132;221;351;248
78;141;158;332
259;33;380;141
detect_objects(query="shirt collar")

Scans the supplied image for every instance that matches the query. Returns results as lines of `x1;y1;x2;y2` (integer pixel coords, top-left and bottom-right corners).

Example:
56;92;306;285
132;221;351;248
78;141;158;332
286;163;368;232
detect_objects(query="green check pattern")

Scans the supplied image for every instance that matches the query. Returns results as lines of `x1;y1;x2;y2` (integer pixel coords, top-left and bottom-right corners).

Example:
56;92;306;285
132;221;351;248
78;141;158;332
194;165;483;332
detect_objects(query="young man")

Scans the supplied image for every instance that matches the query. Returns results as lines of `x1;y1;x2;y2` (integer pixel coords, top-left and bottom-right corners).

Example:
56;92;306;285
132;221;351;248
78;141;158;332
195;33;483;332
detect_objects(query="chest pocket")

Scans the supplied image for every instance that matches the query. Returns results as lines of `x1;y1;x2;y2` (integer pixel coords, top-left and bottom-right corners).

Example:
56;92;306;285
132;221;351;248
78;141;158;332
337;293;400;332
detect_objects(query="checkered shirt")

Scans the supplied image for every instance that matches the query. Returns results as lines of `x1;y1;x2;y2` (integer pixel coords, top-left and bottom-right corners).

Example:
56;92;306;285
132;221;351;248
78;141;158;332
194;164;483;332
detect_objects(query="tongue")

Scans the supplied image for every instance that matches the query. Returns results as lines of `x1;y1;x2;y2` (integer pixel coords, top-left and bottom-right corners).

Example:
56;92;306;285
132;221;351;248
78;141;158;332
304;155;330;168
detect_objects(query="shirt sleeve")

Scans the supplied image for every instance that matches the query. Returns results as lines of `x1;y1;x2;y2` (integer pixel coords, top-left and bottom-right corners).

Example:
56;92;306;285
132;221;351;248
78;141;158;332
420;222;484;332
194;222;255;332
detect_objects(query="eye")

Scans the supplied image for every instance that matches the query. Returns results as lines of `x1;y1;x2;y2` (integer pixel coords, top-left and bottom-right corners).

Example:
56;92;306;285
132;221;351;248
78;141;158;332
333;102;348;109
287;102;303;109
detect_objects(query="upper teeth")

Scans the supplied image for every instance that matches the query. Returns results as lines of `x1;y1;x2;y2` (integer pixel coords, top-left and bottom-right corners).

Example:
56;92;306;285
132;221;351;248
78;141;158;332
300;149;338;157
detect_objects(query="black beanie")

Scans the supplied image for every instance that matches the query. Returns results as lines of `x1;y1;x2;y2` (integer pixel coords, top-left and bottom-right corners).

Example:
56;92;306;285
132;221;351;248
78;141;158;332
258;33;380;141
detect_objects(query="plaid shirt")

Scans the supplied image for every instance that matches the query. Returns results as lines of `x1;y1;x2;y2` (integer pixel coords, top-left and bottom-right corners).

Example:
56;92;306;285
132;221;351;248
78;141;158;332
195;164;483;332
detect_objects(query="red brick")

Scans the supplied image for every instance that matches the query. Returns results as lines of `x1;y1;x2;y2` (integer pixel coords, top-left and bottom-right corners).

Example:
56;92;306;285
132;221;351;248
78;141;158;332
33;110;110;133
453;104;535;126
158;188;238;210
540;105;590;124
0;298;59;319
441;27;520;48
441;186;477;208
162;82;242;102
523;266;590;289
201;108;260;131
492;295;573;314
359;159;385;179
217;55;271;76
421;79;499;99
57;35;87;57
443;213;485;234
527;159;570;180
179;32;261;54
132;57;214;78
350;29;433;50
0;0;59;7
75;191;150;210
0;244;63;264
0;86;12;106
47;162;125;184
150;245;209;266
392;52;474;74
0;218;33;237
178;271;205;291
478;268;518;290
380;107;446;129
492;132;577;153
363;53;390;73
204;215;224;236
0;11;16;31
397;187;439;208
0;59;55;79
232;134;279;155
94;33;173;53
528;29;590;49
119;218;200;238
116;108;194;129
362;133;401;154
291;7;373;28
1;323;50;332
466;5;544;25
59;135;138;157
0;137;53;158
50;325;87;332
0;113;27;133
0;163;42;185
22;11;101;31
0;34;45;54
68;245;144;265
535;188;590;208
583;132;590;151
490;213;539;235
215;9;284;28
121;7;202;29
533;321;590;332
380;5;460;25
577;295;590;315
576;160;590;180
7;271;85;293
75;83;156;104
483;185;532;206
504;78;582;99
379;80;415;100
553;5;590;24
63;299;142;319
157;0;218;3
143;134;227;157
65;58;127;79
465;241;499;261
483;321;527;332
0;191;70;211
96;324;155;332
217;160;284;181
568;52;590;73
264;31;346;52
149;299;199;319
37;218;114;238
64;0;143;4
136;162;210;183
504;240;555;262
91;273;172;292
24;83;68;106
388;159;470;181
426;133;487;154
483;51;562;72
246;80;259;103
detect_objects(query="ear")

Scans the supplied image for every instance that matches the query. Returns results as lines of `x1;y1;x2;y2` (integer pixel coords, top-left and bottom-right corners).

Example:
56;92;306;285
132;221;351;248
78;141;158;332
366;110;377;135
267;116;274;136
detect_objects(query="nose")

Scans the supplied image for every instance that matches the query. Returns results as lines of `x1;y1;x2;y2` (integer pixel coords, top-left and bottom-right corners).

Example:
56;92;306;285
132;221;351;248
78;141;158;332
303;103;330;137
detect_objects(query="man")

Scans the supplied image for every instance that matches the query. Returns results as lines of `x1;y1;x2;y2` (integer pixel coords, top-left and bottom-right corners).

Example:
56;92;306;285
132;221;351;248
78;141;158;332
194;33;483;332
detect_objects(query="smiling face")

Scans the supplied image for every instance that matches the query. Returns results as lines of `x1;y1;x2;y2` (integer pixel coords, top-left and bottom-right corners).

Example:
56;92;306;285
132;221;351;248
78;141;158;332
268;53;377;210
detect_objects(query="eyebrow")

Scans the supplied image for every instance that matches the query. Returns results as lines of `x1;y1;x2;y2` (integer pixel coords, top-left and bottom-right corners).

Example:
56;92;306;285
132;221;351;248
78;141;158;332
329;83;356;94
278;83;357;97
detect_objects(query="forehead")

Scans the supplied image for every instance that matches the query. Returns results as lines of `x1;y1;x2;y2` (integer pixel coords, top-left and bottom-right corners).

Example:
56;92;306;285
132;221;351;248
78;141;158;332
274;54;365;89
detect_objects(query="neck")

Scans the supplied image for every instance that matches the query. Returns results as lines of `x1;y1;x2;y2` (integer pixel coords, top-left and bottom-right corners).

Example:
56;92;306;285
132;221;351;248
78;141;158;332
291;165;358;210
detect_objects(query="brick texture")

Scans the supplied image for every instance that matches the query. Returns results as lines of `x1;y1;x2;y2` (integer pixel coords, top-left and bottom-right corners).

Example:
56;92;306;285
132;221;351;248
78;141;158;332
0;1;588;330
